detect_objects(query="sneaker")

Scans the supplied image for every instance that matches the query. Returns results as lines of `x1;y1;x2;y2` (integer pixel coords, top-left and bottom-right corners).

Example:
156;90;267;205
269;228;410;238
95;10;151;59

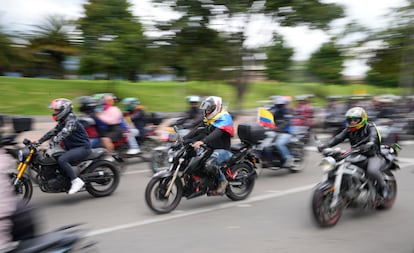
282;156;294;168
216;179;228;194
68;177;85;194
126;148;141;155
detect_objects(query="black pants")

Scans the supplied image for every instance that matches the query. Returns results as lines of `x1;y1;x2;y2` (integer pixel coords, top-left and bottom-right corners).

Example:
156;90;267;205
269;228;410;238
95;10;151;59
366;155;385;189
57;146;91;180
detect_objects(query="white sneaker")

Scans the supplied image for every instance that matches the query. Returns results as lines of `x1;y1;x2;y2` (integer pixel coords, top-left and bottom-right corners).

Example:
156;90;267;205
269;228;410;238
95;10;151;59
68;177;85;194
283;156;294;168
126;148;141;155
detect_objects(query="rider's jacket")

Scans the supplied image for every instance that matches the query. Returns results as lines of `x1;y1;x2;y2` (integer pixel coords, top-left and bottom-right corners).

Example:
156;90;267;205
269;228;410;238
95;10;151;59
327;122;381;155
38;113;91;150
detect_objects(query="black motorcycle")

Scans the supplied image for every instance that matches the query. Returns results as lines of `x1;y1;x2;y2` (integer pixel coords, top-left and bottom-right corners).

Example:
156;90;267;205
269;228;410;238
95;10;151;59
255;127;309;174
6;224;96;253
145;122;263;214
10;139;121;205
311;140;400;227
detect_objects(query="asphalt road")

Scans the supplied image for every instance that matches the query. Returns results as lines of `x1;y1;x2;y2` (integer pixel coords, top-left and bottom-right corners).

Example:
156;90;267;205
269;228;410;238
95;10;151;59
20;135;414;253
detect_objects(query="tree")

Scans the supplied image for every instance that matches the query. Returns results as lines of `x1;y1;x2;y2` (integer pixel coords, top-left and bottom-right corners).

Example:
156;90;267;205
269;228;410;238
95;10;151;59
26;15;77;78
306;41;345;84
0;27;15;74
77;0;146;81
364;1;414;90
153;0;344;108
264;34;294;81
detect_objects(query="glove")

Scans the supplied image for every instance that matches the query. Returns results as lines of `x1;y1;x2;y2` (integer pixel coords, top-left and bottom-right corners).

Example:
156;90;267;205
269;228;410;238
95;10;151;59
317;143;328;152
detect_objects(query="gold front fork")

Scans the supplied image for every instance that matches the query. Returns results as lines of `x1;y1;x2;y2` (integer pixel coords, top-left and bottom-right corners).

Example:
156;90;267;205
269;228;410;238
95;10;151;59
14;149;35;183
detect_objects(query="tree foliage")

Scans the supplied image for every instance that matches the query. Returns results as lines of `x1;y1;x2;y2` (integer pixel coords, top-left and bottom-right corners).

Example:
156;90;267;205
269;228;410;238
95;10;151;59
264;34;294;81
306;41;345;84
364;1;414;89
78;0;146;81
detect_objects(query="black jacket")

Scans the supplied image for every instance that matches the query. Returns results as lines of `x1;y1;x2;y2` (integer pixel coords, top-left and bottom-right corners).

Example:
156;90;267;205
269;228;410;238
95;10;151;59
39;113;91;150
327;122;381;153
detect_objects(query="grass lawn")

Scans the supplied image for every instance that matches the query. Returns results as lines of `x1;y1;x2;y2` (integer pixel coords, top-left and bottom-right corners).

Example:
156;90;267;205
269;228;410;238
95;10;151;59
0;76;402;115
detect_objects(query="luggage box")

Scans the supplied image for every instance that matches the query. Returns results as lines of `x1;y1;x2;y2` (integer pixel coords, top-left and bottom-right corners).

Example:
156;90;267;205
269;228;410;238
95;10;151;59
237;122;266;145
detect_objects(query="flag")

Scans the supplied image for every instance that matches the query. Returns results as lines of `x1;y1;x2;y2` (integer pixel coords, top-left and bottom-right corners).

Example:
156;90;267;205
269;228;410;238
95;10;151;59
206;111;235;137
258;107;275;129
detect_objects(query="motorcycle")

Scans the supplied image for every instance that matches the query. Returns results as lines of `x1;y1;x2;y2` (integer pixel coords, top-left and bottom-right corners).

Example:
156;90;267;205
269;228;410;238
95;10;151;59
6;224;96;253
145;122;263;214
9;138;121;205
311;138;400;227
254;126;309;174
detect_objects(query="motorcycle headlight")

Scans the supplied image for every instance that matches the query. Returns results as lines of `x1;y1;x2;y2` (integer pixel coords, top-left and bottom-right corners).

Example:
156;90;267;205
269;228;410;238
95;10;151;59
17;147;30;162
319;157;336;173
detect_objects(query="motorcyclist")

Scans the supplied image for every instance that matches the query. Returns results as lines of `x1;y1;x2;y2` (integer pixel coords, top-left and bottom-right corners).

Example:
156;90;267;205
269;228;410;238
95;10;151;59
174;96;203;129
36;98;91;195
93;93;125;153
269;96;294;168
77;96;101;148
120;97;144;154
185;96;234;194
317;107;388;198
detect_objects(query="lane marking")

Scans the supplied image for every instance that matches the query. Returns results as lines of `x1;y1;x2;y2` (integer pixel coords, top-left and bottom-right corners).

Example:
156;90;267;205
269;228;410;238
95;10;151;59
86;183;315;237
88;162;414;237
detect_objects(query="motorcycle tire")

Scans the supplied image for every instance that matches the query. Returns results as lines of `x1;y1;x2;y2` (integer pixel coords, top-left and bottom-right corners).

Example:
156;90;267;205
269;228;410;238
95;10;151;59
139;138;161;162
84;160;120;197
377;171;397;210
145;176;183;214
289;146;309;173
225;163;256;201
311;182;343;227
149;149;169;173
9;173;33;206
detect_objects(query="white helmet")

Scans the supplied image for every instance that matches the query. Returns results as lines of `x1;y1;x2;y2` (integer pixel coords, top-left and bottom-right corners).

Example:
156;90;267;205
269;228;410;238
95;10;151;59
200;96;222;119
186;96;201;103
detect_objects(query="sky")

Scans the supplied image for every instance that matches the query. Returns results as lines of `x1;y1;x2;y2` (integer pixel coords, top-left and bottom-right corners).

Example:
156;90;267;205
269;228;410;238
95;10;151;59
0;0;408;77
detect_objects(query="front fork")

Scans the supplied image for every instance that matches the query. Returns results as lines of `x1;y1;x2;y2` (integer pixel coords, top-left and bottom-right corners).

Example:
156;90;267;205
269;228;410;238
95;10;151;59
14;149;35;185
164;160;183;197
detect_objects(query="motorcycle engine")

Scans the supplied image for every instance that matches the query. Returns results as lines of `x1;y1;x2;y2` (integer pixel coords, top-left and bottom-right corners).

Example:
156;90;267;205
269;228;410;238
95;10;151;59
354;189;369;207
38;165;70;192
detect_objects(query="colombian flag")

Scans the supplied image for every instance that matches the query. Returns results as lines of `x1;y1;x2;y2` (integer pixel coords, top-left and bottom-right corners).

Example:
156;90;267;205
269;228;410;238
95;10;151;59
258;107;275;129
205;111;234;137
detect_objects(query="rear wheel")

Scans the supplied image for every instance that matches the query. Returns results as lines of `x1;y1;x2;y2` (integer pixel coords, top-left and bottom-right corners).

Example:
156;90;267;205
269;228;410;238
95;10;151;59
84;161;120;197
311;183;343;227
9;173;33;206
226;163;256;201
377;171;397;209
145;176;183;214
289;146;308;173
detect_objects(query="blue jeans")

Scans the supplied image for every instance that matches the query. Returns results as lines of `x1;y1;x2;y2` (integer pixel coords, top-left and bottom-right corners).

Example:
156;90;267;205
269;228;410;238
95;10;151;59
57;146;91;180
274;133;292;161
209;149;233;181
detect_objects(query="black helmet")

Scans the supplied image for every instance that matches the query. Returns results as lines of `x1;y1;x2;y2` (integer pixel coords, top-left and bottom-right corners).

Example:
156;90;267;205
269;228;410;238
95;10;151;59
77;96;98;114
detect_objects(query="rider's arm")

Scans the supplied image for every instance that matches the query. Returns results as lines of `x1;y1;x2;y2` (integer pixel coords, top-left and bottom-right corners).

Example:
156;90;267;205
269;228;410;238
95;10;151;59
38;125;60;144
327;128;348;147
51;114;77;145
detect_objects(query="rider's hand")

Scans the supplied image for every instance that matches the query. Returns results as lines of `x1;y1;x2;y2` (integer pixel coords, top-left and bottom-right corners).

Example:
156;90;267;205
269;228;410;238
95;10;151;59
192;141;204;149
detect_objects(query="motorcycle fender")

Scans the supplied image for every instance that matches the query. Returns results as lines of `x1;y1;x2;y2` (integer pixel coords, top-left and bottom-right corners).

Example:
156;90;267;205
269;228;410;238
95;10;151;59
152;169;173;178
314;181;334;192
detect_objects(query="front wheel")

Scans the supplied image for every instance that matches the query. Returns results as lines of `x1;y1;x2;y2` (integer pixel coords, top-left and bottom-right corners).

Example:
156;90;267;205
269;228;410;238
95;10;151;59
9;173;33;206
226;163;256;201
145;176;183;214
311;183;343;227
84;161;120;197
